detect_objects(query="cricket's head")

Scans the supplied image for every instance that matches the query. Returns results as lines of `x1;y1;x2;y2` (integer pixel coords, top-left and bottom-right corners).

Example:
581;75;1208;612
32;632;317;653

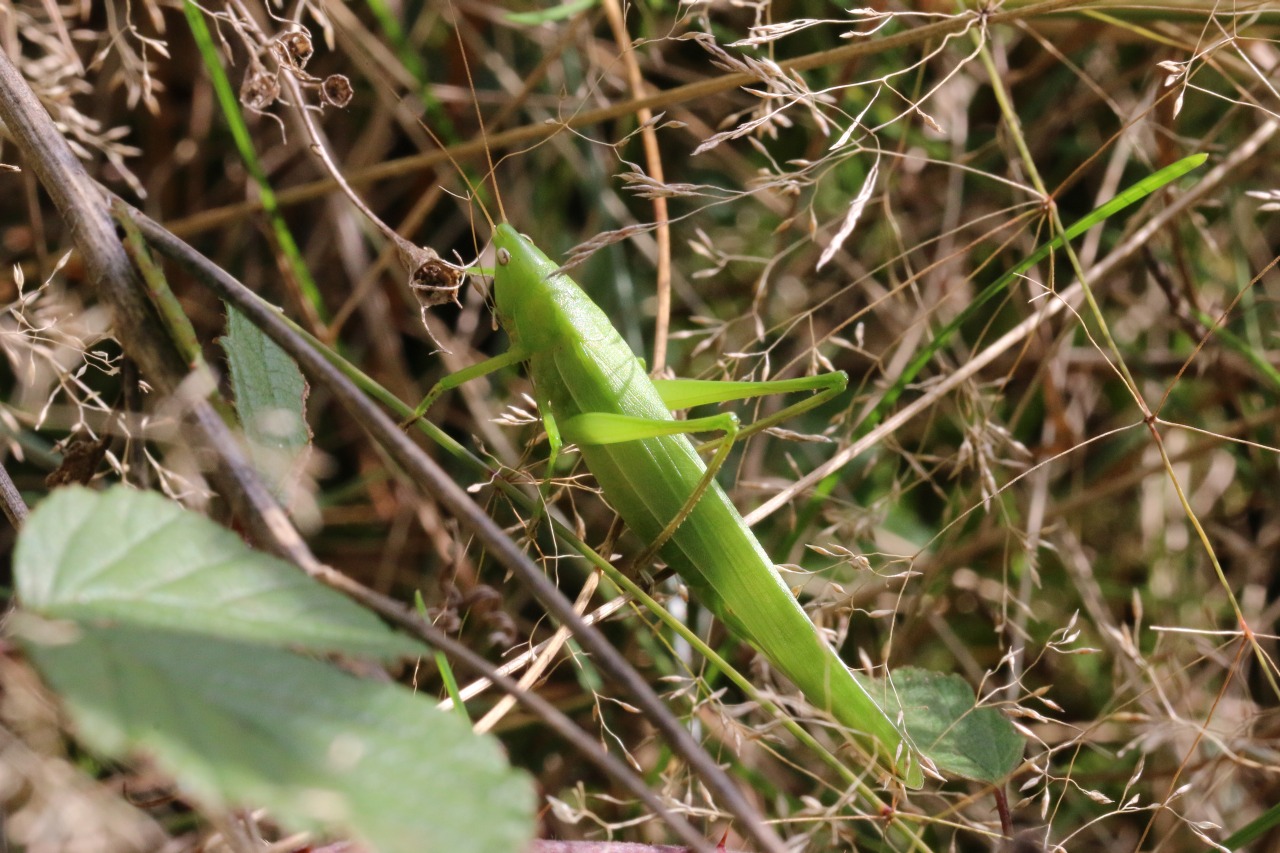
489;223;564;340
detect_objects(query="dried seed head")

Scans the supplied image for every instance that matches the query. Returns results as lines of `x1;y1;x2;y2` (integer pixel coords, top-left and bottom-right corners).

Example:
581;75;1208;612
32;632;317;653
240;66;280;111
428;605;461;635
46;435;111;487
404;245;464;310
465;585;503;614
321;74;353;108
277;31;314;68
486;612;517;649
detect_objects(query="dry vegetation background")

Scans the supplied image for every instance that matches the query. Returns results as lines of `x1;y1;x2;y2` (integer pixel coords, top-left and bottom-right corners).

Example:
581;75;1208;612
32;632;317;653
2;0;1280;851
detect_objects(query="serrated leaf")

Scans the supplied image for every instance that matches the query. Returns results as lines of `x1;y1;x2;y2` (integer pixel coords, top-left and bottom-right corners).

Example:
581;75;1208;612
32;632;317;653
222;307;311;504
16;486;425;661
16;619;535;853
859;667;1024;783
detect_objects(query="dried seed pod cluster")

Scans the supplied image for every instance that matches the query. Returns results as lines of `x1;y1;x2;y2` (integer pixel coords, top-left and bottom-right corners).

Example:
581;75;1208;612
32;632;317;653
237;26;352;112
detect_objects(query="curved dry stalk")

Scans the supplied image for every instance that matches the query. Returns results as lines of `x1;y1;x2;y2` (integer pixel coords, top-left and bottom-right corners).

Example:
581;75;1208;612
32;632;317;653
601;0;672;374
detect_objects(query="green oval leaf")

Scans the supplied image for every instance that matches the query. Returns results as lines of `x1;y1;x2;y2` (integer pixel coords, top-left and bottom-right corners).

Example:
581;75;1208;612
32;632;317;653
16;486;423;660
17;619;535;853
860;667;1024;783
12;486;536;852
222;306;312;505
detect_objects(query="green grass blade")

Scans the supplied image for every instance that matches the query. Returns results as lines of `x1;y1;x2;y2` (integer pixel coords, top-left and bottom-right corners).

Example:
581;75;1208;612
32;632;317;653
114;199;206;368
415;590;470;722
1192;307;1280;393
1224;799;1280;849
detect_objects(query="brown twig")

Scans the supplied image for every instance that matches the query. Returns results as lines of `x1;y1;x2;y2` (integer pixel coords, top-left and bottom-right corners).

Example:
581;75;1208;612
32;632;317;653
0;463;28;529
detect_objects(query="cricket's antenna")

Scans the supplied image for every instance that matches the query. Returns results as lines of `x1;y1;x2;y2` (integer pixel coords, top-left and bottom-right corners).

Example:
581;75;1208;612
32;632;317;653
407;0;497;233
450;1;506;225
418;115;495;233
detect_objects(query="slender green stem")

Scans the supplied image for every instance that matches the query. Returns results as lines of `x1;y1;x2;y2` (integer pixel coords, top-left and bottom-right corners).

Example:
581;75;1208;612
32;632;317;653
113;199;206;370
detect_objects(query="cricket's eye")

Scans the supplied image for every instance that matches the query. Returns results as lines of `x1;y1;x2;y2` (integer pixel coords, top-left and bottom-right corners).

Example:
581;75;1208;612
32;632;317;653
496;248;511;265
